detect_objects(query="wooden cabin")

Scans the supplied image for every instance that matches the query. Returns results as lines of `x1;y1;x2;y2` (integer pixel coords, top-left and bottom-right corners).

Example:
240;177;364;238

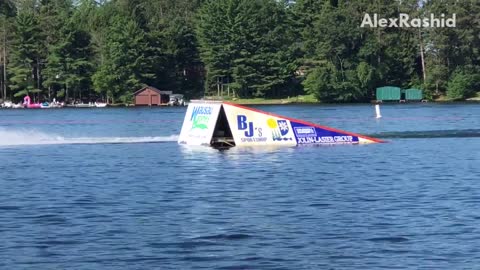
134;86;172;106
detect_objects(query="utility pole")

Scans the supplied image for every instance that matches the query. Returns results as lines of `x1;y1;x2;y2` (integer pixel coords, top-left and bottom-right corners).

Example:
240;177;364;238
221;76;224;97
36;58;41;102
217;76;220;97
0;45;3;101
419;29;427;82
227;77;230;97
3;23;7;101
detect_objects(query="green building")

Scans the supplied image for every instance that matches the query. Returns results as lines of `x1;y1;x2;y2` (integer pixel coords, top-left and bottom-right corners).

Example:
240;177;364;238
376;86;423;101
404;88;423;101
376;86;401;101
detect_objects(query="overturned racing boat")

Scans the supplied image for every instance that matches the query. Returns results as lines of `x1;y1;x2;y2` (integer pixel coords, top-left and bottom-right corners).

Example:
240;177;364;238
178;100;383;148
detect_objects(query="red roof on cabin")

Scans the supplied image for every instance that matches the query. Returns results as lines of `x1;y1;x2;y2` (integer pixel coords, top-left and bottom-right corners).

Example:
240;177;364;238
134;86;172;96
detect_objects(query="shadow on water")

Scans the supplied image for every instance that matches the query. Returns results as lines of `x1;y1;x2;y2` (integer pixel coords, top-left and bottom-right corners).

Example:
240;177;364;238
370;129;480;139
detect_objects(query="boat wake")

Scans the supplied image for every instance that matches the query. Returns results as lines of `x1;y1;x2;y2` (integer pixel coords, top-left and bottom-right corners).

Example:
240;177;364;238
371;129;480;139
0;129;178;147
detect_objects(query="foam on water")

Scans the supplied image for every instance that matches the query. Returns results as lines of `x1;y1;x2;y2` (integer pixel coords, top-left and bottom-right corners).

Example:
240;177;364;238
0;128;178;146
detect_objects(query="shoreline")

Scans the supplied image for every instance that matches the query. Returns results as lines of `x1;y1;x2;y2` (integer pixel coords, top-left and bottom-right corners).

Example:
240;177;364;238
201;93;480;105
2;97;479;109
210;98;480;106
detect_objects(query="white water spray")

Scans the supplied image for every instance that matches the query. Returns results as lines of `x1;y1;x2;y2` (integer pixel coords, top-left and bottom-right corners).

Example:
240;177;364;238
0;128;178;147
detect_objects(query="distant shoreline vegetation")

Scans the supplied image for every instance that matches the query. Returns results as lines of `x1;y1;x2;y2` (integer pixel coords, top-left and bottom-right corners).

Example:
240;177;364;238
0;0;479;104
211;94;480;106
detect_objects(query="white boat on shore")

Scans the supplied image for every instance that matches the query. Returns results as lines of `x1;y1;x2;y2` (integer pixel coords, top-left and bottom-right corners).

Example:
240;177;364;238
1;101;23;108
1;101;13;108
2;99;105;109
75;103;95;108
95;102;107;108
67;101;107;108
40;102;64;108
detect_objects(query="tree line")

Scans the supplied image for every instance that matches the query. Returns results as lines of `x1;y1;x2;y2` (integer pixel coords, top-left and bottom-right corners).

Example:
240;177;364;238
0;0;478;104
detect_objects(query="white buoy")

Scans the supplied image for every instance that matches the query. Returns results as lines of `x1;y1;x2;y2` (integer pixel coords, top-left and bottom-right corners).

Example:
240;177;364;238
375;104;382;118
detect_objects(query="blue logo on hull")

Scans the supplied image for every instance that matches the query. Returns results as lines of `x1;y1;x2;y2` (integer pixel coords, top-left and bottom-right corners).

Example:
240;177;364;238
290;121;359;145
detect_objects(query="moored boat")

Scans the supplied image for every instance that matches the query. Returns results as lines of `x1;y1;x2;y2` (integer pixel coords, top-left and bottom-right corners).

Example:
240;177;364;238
23;96;42;108
95;102;107;108
73;102;95;108
1;101;13;108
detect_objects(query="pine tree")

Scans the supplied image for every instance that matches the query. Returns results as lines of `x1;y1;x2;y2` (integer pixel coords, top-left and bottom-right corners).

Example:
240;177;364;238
92;14;152;103
424;0;480;97
142;0;204;98
197;0;295;98
36;0;94;103
8;11;42;100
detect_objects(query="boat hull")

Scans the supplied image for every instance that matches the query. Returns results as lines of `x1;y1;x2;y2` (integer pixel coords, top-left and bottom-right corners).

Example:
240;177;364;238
178;101;383;148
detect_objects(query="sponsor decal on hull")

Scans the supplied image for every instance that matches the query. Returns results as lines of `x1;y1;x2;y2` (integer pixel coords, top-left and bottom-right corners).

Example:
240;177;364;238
223;103;296;147
178;102;222;145
291;121;360;145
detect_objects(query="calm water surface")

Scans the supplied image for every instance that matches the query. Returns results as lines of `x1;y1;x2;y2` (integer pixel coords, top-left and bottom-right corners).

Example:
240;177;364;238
0;103;479;269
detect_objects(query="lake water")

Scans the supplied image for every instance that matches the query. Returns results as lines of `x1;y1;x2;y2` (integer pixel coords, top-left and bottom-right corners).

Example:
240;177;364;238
0;103;479;269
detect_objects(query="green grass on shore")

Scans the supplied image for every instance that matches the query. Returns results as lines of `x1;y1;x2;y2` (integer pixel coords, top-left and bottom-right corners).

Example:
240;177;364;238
466;91;480;101
208;94;319;105
434;91;480;102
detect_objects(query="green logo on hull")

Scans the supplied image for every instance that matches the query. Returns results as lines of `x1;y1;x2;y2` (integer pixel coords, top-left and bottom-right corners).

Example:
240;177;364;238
190;106;212;130
192;116;209;130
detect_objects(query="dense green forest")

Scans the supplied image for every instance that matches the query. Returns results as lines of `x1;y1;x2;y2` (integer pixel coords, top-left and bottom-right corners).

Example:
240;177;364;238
0;0;479;104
